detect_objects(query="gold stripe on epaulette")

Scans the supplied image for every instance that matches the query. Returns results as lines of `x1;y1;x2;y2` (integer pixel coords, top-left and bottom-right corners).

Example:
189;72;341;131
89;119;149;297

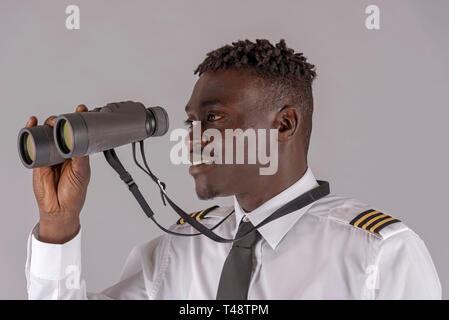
195;209;207;221
177;211;199;225
350;209;400;234
176;205;220;225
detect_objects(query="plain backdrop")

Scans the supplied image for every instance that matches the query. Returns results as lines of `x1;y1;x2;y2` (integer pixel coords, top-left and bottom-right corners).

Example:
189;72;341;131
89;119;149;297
0;0;448;299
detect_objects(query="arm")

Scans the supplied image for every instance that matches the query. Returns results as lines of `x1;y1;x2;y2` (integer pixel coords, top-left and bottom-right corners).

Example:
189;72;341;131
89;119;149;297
26;224;163;300
23;108;164;299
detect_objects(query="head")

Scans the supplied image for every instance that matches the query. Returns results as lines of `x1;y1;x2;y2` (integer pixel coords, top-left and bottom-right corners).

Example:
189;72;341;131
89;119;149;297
185;39;316;200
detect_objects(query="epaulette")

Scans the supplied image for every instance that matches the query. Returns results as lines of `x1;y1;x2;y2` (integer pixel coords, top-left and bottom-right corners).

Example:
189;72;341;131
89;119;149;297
176;205;219;225
349;208;408;239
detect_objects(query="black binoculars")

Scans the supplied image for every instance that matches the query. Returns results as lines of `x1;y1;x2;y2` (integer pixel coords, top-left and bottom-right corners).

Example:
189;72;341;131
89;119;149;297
18;101;169;168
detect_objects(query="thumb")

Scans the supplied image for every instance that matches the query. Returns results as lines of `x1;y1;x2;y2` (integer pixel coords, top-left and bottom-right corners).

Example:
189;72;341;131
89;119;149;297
71;156;91;182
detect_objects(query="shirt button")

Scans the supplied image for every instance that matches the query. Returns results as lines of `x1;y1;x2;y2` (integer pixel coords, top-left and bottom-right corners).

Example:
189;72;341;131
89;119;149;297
242;215;249;222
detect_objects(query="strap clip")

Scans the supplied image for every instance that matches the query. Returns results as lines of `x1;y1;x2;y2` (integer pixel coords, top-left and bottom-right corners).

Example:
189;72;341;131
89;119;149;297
120;171;136;188
157;179;167;194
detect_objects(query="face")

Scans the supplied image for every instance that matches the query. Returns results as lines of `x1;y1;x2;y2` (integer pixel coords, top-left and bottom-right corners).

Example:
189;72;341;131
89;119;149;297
185;69;279;199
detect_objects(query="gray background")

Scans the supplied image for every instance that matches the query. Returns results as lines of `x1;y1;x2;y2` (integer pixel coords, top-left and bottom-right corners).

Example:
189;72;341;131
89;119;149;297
1;0;448;299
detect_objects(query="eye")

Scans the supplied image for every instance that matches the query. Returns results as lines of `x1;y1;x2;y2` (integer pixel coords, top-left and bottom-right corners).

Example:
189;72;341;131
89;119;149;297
206;113;223;122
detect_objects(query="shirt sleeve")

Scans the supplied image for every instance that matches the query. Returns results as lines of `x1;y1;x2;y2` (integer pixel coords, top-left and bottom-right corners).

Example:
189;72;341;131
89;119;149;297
374;230;442;299
25;223;161;300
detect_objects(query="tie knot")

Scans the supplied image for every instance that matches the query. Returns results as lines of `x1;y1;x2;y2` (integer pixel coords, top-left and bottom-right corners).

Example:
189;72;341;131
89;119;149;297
233;220;261;248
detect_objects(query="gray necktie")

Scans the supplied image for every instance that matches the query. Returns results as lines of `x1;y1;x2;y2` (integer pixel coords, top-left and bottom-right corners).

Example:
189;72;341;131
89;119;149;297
216;220;261;300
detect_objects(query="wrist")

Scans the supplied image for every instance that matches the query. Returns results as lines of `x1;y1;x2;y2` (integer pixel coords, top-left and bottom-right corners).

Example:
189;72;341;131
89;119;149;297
38;215;80;244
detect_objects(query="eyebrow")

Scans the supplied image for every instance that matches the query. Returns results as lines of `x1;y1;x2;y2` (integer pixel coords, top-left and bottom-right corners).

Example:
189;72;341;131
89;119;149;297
185;99;222;113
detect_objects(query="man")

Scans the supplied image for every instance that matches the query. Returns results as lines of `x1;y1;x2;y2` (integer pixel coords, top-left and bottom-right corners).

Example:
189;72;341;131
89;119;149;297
24;39;441;299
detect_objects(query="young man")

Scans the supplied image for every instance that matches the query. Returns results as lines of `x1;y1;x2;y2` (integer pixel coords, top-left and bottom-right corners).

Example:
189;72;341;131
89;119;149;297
24;39;441;299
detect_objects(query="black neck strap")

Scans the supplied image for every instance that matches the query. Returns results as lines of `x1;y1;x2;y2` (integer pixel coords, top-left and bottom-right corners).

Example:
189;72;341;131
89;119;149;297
103;147;330;243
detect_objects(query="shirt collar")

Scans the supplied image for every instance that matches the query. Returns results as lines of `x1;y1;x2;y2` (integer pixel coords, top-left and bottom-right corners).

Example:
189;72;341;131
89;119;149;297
233;167;319;250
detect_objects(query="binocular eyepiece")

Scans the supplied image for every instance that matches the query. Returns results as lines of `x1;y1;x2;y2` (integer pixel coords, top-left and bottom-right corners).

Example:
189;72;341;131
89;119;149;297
18;101;169;168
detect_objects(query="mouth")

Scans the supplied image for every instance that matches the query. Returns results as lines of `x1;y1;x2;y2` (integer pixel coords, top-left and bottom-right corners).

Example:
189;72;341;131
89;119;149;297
189;158;215;176
188;137;216;176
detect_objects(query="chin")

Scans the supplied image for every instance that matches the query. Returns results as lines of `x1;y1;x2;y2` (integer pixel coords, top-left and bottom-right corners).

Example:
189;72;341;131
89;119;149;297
193;176;221;200
195;182;219;200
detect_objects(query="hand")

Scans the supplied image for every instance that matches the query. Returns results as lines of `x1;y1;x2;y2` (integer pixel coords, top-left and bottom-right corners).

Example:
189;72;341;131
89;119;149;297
26;105;91;244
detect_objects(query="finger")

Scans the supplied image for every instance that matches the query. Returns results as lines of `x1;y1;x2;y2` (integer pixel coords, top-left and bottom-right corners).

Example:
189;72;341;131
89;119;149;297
76;104;88;112
44;115;57;127
26;116;37;128
33;165;58;201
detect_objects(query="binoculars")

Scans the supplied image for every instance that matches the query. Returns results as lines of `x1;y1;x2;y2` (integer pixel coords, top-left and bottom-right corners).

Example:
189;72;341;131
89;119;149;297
17;101;169;168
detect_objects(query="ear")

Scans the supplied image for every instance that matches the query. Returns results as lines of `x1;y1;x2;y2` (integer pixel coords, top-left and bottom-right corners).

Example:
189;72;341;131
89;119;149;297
274;106;299;141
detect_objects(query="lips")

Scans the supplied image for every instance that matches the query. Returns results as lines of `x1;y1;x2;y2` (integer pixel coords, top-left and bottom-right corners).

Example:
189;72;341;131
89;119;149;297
190;158;213;166
188;137;216;175
189;160;215;176
189;149;215;167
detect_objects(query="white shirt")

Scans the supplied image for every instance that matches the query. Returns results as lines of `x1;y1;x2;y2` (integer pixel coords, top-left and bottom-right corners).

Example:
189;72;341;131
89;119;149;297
25;168;442;299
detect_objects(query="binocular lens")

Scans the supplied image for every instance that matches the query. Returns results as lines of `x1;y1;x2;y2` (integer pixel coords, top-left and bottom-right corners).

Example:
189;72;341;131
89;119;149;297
18;126;67;168
22;132;36;164
57;119;74;153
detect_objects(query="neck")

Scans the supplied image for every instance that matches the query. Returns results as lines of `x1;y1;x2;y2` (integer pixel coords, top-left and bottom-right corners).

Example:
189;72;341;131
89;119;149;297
236;162;308;212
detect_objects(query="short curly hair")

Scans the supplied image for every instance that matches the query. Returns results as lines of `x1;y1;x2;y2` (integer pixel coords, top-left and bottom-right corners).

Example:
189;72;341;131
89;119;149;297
194;39;316;154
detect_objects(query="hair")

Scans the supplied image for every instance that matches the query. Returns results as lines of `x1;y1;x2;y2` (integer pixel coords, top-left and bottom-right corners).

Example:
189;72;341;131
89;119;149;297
194;39;317;154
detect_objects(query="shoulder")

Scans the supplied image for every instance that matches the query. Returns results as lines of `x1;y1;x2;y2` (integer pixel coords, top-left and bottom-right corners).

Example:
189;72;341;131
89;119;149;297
306;194;410;241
